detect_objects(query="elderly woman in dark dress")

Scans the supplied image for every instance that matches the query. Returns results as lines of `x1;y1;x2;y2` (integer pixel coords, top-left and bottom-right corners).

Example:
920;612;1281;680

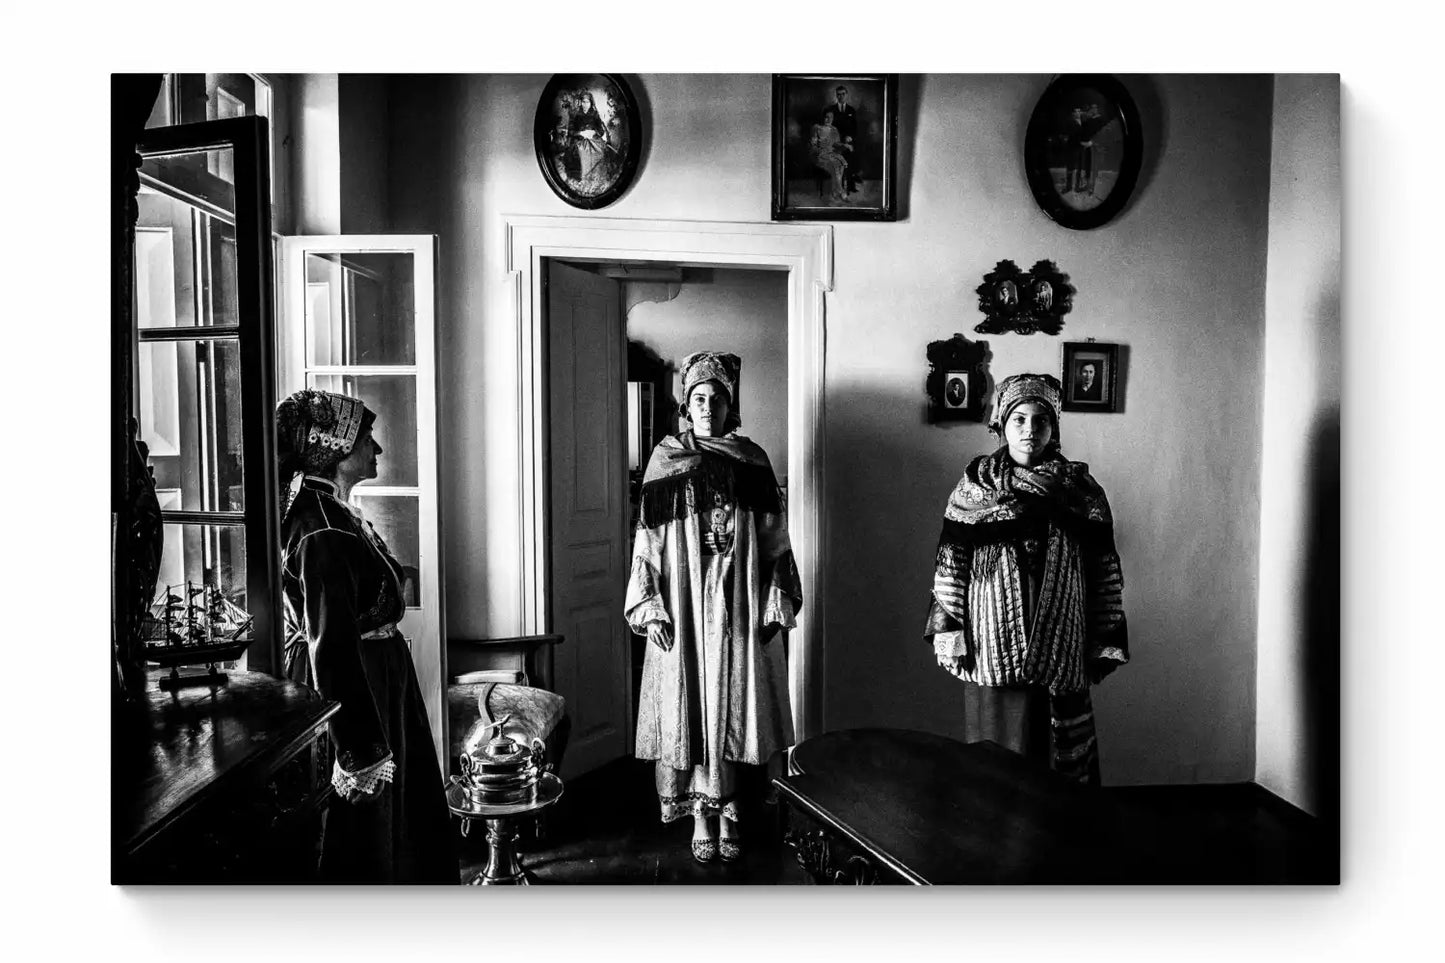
276;389;456;883
923;373;1129;784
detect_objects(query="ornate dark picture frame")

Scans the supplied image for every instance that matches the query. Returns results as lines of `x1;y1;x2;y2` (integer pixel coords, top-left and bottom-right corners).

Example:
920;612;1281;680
534;74;643;210
771;74;899;222
1024;74;1143;231
926;333;989;423
974;259;1073;335
1061;341;1121;412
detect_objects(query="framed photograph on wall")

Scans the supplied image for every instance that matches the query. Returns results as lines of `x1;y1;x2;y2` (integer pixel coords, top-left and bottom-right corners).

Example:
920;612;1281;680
925;333;988;423
1061;341;1120;412
533;74;643;210
772;74;898;221
1024;74;1143;231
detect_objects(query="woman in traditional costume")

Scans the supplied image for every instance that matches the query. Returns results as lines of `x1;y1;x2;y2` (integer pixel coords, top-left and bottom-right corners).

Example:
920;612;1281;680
923;373;1128;784
276;389;457;883
808;109;851;201
564;90;610;187
625;352;801;863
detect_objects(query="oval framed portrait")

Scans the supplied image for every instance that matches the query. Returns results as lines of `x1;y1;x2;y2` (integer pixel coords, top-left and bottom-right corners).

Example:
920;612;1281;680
533;74;643;210
1024;74;1143;230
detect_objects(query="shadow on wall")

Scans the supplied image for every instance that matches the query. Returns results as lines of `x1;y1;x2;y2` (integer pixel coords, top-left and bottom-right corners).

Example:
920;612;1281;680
824;382;1000;745
1300;402;1339;853
618;73;652;205
895;74;926;223
1117;74;1170;223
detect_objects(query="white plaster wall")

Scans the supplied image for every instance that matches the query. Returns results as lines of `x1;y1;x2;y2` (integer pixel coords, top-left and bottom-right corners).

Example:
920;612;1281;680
1255;75;1341;815
289;73;340;235
624;269;789;478
385;73;1275;786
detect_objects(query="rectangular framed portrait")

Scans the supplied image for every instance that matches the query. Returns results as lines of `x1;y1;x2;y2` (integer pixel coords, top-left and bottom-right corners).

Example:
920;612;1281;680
771;74;899;221
1061;341;1120;412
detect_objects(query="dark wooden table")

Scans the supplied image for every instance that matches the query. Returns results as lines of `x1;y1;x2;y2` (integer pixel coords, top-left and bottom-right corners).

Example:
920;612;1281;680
113;670;339;883
773;727;1156;884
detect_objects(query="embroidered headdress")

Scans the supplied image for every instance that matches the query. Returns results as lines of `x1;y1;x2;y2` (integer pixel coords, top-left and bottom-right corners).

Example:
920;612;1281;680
989;373;1063;445
679;351;742;432
276;389;375;510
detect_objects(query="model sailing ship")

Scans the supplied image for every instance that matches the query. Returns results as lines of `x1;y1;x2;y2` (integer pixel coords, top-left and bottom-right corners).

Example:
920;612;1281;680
142;581;254;690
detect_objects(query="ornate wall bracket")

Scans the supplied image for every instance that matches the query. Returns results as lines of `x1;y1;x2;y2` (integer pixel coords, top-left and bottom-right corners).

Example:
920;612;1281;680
973;258;1074;336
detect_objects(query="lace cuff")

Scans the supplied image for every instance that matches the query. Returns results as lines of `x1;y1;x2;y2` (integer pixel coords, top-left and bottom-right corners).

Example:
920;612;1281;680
1089;645;1128;665
762;582;797;633
660;792;743;824
629;602;671;634
332;754;396;799
933;630;968;660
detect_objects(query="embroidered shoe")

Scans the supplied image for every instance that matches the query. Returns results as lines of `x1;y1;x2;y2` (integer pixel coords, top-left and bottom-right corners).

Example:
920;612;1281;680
718;838;743;862
691;838;717;864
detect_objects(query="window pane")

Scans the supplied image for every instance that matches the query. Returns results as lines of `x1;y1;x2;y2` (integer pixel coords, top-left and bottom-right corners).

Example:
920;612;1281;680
307;374;418;487
136;191;238;330
149;521;250;640
140;146;236;217
139;339;246;511
201;215;240;327
352;494;421;608
304;252;416;366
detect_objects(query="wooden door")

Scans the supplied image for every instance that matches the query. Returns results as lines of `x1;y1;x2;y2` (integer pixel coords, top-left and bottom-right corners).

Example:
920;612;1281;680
547;261;632;777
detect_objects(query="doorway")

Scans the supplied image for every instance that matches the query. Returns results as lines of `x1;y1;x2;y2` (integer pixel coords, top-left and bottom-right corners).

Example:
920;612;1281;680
545;260;791;777
508;214;832;776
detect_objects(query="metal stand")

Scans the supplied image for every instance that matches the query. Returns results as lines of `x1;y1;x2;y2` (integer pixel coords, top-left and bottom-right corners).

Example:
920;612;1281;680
447;772;564;886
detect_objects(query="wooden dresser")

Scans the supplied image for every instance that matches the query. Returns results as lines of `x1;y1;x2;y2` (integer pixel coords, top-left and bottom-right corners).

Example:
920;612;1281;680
113;671;338;884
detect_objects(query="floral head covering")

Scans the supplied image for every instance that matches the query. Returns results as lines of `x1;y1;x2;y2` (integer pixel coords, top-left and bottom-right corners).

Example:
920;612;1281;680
989;373;1063;446
276;389;375;507
679;351;742;433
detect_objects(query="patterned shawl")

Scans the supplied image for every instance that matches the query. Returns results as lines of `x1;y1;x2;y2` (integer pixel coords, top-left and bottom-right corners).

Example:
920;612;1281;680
637;431;781;529
928;445;1128;785
941;445;1115;548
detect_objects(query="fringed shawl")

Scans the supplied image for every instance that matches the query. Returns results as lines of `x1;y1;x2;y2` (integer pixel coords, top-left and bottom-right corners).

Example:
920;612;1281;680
637;431;782;529
940;446;1116;551
926;446;1129;784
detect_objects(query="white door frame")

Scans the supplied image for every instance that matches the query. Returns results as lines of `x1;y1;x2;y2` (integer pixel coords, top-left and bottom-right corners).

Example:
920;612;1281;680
505;215;833;741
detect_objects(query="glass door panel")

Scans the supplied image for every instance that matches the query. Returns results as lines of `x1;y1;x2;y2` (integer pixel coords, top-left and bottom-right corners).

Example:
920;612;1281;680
306;373;419;487
280;234;441;765
303;251;416;366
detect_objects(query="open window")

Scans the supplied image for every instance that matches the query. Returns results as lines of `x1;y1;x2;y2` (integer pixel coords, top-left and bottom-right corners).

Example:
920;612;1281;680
128;114;281;674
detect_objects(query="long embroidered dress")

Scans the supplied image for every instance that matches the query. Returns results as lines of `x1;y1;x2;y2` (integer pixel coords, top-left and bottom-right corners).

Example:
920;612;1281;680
625;431;801;822
281;475;457;882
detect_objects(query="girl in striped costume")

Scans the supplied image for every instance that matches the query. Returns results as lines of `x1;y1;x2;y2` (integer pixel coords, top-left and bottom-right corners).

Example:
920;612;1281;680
923;373;1128;784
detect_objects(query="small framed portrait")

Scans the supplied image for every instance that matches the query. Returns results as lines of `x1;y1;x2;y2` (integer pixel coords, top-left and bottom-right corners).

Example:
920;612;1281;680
1024;75;1143;231
533;74;643;210
943;371;970;410
926;334;988;423
772;74;899;221
1061;342;1120;412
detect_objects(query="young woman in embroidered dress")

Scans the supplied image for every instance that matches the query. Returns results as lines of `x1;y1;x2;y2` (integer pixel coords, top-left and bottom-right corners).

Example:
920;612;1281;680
923;373;1129;784
625;352;801;864
276;389;457;882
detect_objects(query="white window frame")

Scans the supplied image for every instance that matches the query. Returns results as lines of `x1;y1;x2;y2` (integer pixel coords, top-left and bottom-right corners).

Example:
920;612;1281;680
278;235;445;767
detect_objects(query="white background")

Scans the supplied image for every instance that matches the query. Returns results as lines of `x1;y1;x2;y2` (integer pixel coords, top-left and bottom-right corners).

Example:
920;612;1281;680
1;3;1436;959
